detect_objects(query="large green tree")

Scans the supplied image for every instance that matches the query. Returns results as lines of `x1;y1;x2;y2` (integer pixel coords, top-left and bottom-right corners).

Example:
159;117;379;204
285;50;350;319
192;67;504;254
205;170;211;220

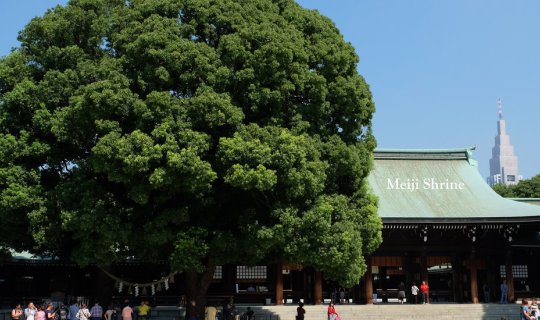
0;0;381;304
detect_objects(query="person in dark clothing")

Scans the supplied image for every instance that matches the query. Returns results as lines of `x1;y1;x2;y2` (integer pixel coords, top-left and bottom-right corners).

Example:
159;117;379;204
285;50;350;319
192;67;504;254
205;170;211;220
241;307;254;320
296;303;305;320
187;301;198;320
483;283;490;303
58;304;69;320
220;300;229;320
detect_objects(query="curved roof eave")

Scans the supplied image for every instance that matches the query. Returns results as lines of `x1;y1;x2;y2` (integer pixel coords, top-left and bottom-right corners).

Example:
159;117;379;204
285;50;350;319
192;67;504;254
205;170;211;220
369;148;540;222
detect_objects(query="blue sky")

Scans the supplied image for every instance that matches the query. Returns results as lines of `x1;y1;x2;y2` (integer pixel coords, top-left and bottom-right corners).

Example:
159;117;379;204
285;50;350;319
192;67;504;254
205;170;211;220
1;0;539;179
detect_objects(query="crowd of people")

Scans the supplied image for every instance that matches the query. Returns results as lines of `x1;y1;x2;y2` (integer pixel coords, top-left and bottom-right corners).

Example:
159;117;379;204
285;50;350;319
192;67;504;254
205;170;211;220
11;300;151;320
7;283;526;320
373;280;428;304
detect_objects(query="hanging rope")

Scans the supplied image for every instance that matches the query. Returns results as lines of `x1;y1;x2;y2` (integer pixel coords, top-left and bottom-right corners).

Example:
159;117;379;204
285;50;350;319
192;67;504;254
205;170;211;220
98;266;178;296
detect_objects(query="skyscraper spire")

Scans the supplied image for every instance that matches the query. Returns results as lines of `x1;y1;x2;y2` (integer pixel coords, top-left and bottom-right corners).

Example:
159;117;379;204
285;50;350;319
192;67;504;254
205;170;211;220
488;98;522;186
498;97;502;119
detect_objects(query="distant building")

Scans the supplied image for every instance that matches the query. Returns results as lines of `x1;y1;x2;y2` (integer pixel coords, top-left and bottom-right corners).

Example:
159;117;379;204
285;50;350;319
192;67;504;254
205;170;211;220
487;98;523;186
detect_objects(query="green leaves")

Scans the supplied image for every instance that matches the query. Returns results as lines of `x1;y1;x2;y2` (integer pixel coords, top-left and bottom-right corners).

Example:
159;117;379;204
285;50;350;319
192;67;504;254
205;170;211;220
493;174;540;198
224;164;277;191
170;227;210;273
91;129;217;203
218;124;327;198
0;0;379;287
187;86;244;130
263;194;376;287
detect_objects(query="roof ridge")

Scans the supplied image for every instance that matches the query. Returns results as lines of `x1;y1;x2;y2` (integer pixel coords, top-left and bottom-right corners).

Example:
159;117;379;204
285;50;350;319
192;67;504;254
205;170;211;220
374;147;477;164
375;147;475;153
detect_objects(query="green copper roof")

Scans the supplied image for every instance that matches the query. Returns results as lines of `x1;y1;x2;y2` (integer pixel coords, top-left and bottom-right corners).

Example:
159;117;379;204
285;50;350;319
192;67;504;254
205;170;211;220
368;148;540;222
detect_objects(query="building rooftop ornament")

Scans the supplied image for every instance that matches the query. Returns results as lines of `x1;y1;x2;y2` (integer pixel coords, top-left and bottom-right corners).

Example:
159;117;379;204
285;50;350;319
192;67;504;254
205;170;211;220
498;97;503;119
487;98;522;186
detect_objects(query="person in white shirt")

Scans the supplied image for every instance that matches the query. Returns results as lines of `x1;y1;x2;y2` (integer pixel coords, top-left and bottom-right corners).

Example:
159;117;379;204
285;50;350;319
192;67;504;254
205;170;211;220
411;283;419;304
76;304;91;320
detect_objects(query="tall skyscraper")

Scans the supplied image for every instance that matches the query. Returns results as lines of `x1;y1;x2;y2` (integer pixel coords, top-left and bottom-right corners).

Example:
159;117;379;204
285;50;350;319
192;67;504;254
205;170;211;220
487;98;523;186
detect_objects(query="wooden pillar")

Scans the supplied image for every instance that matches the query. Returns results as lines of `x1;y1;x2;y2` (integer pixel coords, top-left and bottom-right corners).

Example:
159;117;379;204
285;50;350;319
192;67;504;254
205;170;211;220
506;248;514;303
314;271;322;305
452;254;463;303
470;260;479;303
420;252;427;282
365;257;373;304
486;253;496;303
275;263;283;305
304;268;313;304
359;272;367;304
404;252;413;304
353;283;361;304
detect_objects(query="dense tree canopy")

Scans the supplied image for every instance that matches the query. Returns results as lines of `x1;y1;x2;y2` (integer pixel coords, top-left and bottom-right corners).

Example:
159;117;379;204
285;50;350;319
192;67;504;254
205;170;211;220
493;174;540;198
0;0;380;294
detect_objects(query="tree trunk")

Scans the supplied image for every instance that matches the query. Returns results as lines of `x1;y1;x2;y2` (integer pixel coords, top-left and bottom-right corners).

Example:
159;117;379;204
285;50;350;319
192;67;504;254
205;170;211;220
185;259;216;320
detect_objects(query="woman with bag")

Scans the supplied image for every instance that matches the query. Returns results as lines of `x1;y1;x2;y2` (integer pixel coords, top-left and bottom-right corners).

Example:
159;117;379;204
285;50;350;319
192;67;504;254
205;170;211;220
327;302;339;320
12;304;23;320
76;304;91;320
45;303;57;320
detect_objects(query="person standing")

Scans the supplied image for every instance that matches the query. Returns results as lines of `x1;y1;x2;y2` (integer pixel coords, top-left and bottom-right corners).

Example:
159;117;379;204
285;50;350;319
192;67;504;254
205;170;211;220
187;300;198;320
482;283;490;303
121;303;133;320
327;302;338;320
500;280;509;304
242;307;253;320
90;303;103;320
420;281;429;304
137;301;150;320
25;302;37;320
12;304;23;320
36;306;46;320
520;299;531;320
45;303;57;320
296;303;305;320
411;283;419;304
58;304;69;320
76;304;91;320
69;302;80;320
339;288;346;304
220;300;229;320
204;305;216;320
104;304;115;320
531;298;538;320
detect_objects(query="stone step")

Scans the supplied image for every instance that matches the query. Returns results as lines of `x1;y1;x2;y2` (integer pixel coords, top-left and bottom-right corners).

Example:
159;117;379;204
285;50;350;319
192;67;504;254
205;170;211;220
244;304;521;320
